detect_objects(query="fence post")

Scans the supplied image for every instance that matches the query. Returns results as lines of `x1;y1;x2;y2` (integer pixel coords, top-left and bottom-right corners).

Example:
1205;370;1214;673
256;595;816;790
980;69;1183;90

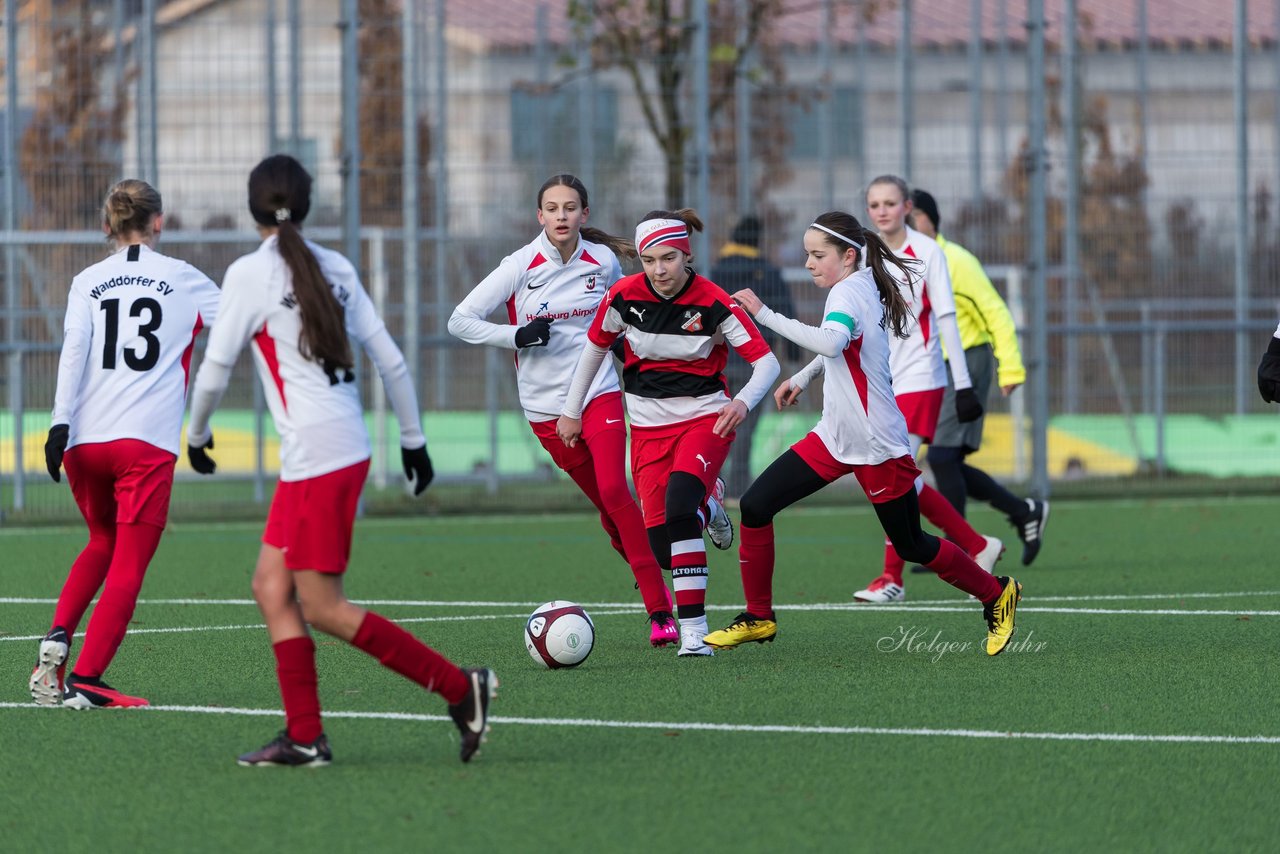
485;346;500;495
1027;0;1051;498
369;228;389;489
1154;325;1166;475
4;0;23;514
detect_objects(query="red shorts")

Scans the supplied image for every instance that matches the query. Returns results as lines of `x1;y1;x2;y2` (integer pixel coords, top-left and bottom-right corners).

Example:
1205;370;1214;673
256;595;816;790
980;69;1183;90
263;459;370;574
64;440;177;529
529;391;626;472
791;432;920;504
896;388;946;442
631;414;732;526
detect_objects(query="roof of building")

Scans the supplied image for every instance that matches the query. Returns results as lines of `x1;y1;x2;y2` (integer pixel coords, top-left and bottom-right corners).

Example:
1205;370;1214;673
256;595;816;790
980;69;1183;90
441;0;1276;52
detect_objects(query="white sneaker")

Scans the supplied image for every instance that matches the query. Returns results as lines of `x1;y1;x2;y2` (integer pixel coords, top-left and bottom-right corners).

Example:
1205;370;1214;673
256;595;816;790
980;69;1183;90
677;620;714;657
28;627;69;707
972;535;1006;574
705;478;734;551
853;581;905;603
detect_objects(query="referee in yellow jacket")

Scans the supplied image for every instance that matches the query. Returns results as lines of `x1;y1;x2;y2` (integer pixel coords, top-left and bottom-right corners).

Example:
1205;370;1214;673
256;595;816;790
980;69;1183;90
911;190;1049;566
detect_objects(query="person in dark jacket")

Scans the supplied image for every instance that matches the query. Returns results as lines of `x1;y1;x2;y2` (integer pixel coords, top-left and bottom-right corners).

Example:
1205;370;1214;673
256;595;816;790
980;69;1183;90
711;215;800;496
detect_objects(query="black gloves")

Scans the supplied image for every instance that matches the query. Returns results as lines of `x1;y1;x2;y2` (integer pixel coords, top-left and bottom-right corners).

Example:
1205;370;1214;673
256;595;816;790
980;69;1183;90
1258;337;1280;403
402;445;434;496
514;318;552;349
188;436;217;475
45;424;69;483
955;388;985;423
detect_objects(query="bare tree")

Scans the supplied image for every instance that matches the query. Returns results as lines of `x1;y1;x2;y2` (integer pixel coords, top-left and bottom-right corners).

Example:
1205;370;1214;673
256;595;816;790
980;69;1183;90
568;0;785;208
352;0;432;227
19;0;127;232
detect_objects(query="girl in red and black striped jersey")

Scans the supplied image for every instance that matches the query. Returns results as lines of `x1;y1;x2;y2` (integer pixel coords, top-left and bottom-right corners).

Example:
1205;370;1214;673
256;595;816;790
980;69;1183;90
558;210;780;656
449;175;676;648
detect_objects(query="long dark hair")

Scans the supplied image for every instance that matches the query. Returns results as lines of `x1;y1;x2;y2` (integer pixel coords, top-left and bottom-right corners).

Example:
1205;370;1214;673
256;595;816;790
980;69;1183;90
809;211;916;339
102;179;162;243
537;174;635;258
248;154;353;371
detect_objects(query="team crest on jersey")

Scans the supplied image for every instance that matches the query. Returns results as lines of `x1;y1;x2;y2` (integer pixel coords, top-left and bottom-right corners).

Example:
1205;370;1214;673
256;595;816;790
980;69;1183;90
681;310;704;332
582;273;599;291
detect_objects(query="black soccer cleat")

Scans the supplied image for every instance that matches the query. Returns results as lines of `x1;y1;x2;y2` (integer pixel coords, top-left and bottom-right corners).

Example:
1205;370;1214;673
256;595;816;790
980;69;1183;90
237;731;332;767
1013;498;1050;566
63;673;149;709
448;667;498;763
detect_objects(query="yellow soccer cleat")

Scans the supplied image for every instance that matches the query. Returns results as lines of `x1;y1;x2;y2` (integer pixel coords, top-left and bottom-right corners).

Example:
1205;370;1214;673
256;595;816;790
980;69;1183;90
983;576;1022;656
703;612;777;650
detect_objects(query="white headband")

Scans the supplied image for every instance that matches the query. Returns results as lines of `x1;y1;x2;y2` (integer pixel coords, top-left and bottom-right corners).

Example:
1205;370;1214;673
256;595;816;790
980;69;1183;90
810;222;864;251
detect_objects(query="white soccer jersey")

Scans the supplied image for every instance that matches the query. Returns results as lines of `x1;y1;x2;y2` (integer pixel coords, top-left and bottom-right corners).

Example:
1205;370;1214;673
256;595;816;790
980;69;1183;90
769;270;910;465
52;243;221;455
885;225;957;395
449;231;623;421
202;236;389;481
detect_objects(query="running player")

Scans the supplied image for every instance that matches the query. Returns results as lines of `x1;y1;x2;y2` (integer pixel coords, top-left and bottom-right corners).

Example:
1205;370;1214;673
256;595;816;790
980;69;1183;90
703;211;1023;656
448;175;679;647
845;175;1004;602
186;154;495;766
558;210;780;656
31;179;221;710
909;189;1049;566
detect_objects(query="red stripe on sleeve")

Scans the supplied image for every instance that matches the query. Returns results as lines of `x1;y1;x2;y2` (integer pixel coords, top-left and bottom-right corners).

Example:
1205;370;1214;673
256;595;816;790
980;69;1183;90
842;336;870;412
181;315;206;390
253;324;288;410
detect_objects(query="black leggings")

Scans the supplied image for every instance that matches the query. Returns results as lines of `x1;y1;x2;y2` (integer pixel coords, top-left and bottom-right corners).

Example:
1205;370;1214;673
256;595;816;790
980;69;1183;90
741;450;942;566
646;471;708;571
926;444;1026;519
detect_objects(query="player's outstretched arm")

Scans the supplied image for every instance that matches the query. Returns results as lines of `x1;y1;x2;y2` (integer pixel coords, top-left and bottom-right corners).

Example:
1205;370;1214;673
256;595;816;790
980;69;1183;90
1258;334;1280;403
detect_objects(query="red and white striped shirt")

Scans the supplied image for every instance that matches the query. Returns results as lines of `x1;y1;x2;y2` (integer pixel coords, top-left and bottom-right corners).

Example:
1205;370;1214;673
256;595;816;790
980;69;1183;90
585;271;772;427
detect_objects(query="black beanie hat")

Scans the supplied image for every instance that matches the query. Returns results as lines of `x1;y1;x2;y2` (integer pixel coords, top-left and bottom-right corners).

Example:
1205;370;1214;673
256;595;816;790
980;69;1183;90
910;189;940;232
731;215;762;247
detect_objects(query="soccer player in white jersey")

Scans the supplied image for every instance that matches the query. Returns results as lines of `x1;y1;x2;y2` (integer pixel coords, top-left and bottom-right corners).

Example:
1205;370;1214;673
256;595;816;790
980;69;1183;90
449;174;678;647
838;175;1004;603
30;179;221;710
703;211;1023;657
186;155;495;767
558;210;780;656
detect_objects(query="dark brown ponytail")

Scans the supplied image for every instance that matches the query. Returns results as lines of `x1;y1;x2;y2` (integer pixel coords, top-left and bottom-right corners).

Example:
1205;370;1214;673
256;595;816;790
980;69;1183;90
809;211;917;339
249;155;353;371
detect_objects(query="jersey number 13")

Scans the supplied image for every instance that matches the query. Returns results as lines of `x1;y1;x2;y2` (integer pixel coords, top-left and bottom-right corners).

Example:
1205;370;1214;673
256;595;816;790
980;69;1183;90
100;297;163;371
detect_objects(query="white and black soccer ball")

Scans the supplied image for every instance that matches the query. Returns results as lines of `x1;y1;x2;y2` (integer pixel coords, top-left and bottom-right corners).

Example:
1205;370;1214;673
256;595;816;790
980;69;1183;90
525;600;595;669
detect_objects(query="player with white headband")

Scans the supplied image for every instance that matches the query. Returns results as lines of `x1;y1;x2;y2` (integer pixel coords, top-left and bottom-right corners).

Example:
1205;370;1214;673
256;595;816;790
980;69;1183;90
819;174;1006;603
558;209;780;657
704;210;1023;657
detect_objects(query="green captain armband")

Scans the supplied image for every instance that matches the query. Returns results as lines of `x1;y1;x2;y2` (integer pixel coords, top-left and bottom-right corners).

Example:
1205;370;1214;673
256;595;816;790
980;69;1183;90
824;311;857;335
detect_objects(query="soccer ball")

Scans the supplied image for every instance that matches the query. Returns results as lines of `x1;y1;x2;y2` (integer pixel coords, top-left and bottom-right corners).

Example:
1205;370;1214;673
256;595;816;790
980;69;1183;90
525;600;595;669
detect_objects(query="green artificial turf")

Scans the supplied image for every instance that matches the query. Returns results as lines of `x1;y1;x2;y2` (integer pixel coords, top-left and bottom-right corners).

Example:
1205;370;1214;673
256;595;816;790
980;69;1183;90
2;498;1278;852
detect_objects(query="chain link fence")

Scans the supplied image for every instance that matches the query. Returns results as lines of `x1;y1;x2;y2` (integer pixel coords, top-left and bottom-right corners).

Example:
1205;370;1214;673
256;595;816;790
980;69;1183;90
3;0;1279;522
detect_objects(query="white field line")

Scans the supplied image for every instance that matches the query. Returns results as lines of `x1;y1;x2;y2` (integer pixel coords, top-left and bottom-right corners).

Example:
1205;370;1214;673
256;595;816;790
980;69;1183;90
0;700;1274;745
2;492;1277;537
4;589;1280;608
0;610;641;643
1;601;1275;644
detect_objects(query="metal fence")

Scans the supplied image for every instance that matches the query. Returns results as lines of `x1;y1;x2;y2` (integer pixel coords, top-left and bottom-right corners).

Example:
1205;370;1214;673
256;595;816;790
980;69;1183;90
3;0;1279;522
